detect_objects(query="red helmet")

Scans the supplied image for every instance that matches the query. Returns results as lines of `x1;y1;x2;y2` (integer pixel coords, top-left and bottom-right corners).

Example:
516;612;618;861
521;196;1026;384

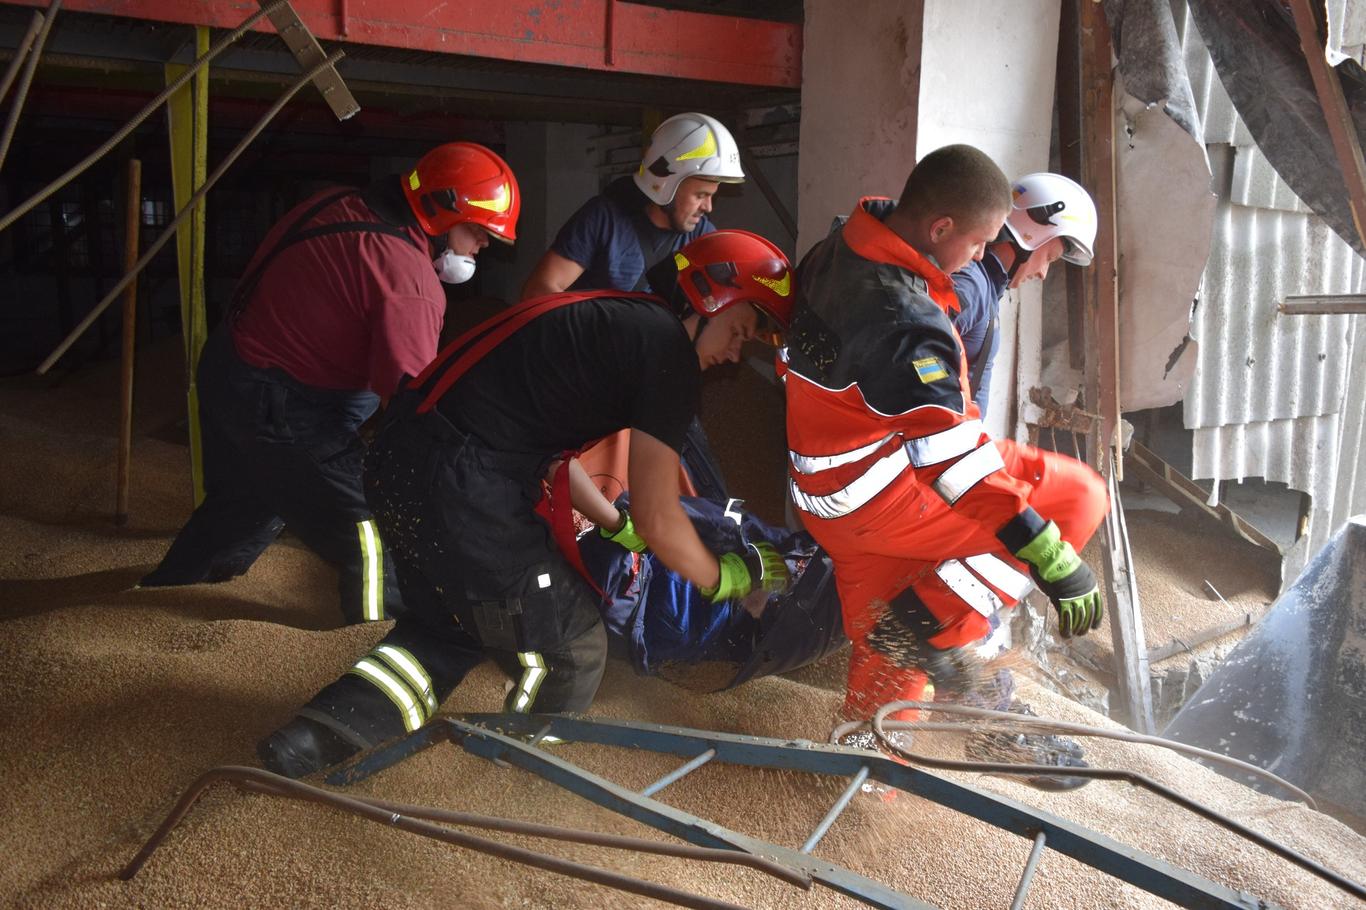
402;142;520;242
672;229;793;330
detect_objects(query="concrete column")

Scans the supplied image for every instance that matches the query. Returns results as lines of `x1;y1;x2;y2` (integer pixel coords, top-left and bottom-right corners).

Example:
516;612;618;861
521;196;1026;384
796;0;924;258
494;121;600;303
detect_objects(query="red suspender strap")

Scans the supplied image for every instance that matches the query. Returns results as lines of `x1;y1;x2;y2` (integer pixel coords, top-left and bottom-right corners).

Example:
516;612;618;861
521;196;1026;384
533;457;606;600
410;290;663;414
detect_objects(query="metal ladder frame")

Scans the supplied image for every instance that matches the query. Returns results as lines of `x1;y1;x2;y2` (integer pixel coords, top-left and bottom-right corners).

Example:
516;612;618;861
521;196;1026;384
325;713;1277;910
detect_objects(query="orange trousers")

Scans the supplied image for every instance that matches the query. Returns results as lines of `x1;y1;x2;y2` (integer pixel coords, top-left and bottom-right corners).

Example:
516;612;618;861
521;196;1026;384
796;440;1108;719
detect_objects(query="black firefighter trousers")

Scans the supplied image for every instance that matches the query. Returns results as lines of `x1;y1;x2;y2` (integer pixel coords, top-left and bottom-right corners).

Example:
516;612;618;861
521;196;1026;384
294;394;608;751
140;326;404;624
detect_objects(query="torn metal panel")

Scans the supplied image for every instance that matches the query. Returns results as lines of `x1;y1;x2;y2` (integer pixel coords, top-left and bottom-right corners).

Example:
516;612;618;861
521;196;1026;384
1113;90;1214;409
1099;0;1215;412
1186;0;1366;257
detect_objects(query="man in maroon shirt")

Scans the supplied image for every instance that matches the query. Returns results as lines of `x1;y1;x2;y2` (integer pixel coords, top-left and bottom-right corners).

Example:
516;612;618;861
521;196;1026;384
139;143;520;625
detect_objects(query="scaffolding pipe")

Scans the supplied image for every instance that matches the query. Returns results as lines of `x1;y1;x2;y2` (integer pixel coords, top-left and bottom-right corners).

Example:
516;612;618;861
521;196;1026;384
0;0;61;172
123;766;752;910
0;0;288;235
115;158;142;526
36;49;345;375
0;11;44;108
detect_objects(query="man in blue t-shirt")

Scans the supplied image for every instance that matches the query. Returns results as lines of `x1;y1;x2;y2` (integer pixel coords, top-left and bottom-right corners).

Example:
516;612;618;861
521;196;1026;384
521;112;746;298
953;172;1098;416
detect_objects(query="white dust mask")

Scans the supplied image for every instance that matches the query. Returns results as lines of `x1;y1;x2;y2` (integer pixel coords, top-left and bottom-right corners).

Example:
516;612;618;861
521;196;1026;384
434;249;476;284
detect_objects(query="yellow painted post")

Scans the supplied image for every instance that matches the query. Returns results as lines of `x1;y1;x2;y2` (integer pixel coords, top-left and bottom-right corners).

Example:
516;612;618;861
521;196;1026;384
165;27;210;505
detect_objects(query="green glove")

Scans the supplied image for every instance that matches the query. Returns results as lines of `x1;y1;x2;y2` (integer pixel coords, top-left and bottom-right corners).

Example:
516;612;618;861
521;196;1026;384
1014;521;1102;638
700;542;790;603
600;508;648;553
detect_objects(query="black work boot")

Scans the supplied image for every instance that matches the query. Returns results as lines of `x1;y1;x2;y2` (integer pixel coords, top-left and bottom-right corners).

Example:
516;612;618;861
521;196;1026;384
257;715;362;779
964;701;1091;791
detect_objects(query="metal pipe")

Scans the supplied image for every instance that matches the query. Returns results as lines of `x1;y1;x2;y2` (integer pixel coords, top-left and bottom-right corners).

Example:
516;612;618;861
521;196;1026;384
36;48;346;375
123;766;752;910
1010;831;1047;910
0;11;44;107
855;699;1315;807
115;157;142;526
0;0;289;235
0;0;61;172
1279;293;1366;315
322;789;809;888
869;701;1365;903
641;748;716;797
799;765;868;855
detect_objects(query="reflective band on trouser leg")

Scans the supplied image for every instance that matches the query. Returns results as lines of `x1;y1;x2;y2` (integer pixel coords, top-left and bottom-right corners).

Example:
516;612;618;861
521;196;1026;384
356;519;384;622
932;443;1006;505
934;559;1002;618
372;644;438;716
347;656;428;732
904;421;982;467
511;652;547;713
964;553;1034;601
789;445;909;521
790;433;897;475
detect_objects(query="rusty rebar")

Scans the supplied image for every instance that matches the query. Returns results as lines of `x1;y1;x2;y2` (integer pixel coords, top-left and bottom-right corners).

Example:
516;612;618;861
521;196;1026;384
0;11;45;109
123;766;766;910
0;0;288;234
0;0;60;172
38;48;345;374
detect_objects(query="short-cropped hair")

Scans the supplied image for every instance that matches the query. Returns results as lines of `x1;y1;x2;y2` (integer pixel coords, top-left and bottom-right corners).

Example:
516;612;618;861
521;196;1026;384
897;144;1012;225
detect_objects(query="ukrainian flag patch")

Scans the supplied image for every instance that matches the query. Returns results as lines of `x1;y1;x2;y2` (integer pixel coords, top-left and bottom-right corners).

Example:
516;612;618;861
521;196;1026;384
913;357;949;383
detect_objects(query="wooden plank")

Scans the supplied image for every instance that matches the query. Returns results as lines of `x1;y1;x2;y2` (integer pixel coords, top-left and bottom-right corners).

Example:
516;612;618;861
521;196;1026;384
257;0;359;122
1287;0;1366;251
1126;441;1283;555
1101;470;1155;733
1077;0;1122;478
1280;294;1366;315
1056;0;1086;372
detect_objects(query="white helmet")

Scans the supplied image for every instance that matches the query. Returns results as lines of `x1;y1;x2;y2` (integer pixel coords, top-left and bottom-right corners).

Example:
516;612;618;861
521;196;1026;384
634;112;745;206
1003;172;1097;267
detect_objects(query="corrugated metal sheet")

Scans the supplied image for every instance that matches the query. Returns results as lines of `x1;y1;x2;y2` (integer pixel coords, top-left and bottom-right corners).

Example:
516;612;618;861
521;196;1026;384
1175;1;1366;572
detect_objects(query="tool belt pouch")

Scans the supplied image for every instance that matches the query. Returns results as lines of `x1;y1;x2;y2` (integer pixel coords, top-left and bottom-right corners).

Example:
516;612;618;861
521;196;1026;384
465;560;569;654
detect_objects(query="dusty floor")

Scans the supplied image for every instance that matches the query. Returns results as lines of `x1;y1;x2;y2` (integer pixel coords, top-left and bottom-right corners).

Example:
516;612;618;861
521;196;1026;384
2;341;1363;909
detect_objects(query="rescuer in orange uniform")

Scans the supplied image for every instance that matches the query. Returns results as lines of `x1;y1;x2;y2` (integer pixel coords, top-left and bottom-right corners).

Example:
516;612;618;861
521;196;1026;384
780;145;1109;738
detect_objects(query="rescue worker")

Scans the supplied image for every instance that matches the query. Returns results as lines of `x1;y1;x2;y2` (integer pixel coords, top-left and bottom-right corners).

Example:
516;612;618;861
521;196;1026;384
139;143;520;625
520;112;748;502
520;111;744;298
780;144;1109;779
258;229;795;778
954;173;1099;415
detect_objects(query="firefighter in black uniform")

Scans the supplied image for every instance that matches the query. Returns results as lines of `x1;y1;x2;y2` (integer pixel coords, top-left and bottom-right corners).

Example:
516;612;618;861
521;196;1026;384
258;229;796;777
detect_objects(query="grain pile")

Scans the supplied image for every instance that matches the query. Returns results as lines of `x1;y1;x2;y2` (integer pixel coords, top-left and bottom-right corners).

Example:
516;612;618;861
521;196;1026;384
2;343;1362;909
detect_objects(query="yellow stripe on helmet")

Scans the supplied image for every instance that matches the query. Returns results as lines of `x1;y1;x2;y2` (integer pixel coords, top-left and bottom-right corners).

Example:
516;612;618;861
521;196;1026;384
753;271;791;297
465;183;511;213
675;129;717;161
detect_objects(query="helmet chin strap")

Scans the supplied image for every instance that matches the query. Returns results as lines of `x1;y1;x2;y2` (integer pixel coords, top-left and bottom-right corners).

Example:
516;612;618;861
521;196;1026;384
993;229;1032;284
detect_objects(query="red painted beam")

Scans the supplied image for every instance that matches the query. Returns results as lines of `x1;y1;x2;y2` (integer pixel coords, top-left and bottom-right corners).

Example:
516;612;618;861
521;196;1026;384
3;0;802;87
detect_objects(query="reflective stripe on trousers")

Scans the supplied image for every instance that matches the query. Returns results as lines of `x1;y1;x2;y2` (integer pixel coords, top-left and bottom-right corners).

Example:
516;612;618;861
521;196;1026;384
356;519;385;621
346;643;438;732
511;651;547;713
